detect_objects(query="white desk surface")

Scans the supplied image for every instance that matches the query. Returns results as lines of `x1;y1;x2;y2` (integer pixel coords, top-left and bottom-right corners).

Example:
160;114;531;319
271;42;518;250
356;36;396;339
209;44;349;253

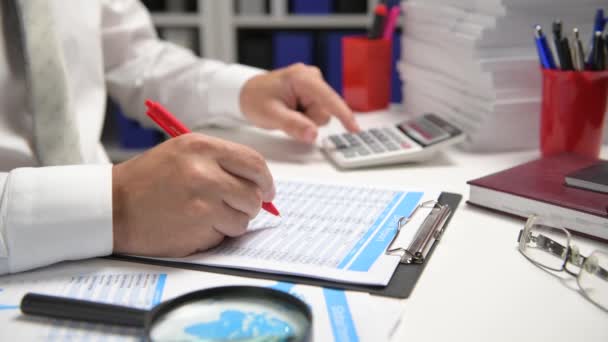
3;110;607;341
199;109;608;341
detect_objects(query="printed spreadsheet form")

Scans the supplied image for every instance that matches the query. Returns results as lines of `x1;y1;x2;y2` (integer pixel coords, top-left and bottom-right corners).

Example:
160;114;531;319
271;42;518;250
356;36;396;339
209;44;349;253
156;180;440;285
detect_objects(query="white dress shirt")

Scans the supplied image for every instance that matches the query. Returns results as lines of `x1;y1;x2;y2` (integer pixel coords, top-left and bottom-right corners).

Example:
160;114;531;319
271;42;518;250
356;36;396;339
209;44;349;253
0;0;262;274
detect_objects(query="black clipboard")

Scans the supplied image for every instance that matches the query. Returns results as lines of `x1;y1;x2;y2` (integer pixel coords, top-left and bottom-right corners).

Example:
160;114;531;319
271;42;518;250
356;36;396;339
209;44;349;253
108;192;462;299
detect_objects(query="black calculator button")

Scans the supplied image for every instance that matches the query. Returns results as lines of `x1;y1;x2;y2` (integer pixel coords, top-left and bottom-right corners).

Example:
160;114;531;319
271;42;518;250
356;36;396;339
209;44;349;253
341;149;356;158
370;129;390;142
378;135;390;143
369;128;381;137
384;142;399;151
384;129;405;144
369;143;385;153
342;133;361;146
329;135;348;149
358;132;375;144
355;146;371;156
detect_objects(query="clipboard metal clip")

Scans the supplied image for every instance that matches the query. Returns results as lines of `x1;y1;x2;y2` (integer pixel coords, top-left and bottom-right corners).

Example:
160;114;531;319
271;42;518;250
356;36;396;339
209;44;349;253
386;200;452;264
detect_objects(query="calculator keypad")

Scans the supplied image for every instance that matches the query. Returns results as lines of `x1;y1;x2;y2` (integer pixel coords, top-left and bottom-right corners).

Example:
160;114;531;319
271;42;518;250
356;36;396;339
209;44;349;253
327;127;413;159
355;146;371;156
329;135;348;149
343;133;362;147
323;113;464;167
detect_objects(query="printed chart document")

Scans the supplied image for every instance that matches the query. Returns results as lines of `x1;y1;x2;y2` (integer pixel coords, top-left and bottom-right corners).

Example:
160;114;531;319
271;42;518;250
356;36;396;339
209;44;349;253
0;259;402;341
0;263;166;340
148;180;441;286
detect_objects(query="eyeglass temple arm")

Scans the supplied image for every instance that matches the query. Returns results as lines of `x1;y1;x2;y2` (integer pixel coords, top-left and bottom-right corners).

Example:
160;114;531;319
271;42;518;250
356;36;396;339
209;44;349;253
566;247;608;282
518;231;568;260
567;246;608;282
519;230;608;281
595;264;608;281
580;252;608;281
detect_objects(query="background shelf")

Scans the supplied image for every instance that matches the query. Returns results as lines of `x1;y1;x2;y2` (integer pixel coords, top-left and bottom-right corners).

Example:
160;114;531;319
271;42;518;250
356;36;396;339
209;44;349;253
104;0;402;162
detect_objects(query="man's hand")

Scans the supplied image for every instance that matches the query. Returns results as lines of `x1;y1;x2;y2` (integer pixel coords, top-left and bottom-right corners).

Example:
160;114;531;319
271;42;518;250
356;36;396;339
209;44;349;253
240;63;360;144
111;133;275;257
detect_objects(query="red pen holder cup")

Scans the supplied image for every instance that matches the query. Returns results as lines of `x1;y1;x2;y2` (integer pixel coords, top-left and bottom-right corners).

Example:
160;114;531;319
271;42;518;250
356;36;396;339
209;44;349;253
342;36;391;112
540;69;608;158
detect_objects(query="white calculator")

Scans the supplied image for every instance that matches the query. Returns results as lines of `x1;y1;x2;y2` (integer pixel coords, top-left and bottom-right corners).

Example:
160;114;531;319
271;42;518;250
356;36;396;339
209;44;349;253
321;113;466;169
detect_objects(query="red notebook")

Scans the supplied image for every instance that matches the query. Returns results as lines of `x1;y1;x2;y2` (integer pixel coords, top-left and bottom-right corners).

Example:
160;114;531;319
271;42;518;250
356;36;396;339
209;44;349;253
467;153;608;241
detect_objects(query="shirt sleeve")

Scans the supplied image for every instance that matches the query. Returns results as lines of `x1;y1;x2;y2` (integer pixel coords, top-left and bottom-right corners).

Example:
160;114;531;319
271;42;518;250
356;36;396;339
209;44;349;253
100;0;265;129
0;165;113;275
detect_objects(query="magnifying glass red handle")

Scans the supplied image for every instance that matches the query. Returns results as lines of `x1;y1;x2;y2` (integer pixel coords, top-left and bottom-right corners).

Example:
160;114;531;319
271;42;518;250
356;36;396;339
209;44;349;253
21;293;148;327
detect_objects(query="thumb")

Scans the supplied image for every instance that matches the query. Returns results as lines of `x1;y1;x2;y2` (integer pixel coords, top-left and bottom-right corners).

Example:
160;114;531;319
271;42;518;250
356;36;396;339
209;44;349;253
269;102;318;143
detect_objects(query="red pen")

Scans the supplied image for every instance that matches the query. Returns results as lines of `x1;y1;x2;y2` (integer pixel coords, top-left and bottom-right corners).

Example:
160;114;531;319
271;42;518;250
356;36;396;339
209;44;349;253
145;99;281;217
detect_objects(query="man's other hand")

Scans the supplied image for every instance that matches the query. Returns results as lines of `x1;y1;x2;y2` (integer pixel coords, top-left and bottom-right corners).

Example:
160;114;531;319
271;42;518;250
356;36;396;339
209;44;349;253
240;63;360;144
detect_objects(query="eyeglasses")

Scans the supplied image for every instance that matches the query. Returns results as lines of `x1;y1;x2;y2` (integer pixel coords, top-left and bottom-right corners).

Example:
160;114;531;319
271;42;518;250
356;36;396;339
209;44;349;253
517;215;608;312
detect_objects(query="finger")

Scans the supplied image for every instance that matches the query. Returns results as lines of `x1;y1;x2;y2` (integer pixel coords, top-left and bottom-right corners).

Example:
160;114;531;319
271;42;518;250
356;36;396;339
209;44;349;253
213;141;276;200
217;172;263;219
302;103;332;127
269;101;319;143
296;75;360;132
195;229;225;253
213;202;251;237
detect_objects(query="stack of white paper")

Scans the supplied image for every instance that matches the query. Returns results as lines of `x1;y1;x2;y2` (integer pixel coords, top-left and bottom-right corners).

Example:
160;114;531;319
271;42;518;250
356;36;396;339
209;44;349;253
399;0;606;151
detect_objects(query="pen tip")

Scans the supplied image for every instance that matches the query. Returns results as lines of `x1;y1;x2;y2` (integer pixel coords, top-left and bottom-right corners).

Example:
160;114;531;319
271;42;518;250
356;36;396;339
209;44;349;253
374;4;388;15
145;99;156;109
262;202;281;217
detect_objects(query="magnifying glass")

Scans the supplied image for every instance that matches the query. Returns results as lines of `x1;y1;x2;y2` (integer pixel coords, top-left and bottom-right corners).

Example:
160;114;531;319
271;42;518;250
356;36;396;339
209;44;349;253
21;286;312;341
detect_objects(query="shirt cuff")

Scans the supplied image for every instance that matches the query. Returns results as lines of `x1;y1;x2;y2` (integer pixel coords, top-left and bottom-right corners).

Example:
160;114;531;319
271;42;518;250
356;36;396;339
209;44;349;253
2;165;113;273
207;64;266;125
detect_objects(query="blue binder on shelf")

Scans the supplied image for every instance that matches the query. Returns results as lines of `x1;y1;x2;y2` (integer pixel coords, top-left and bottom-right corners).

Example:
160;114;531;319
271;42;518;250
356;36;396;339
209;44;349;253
290;0;333;14
113;106;163;149
319;31;364;95
273;32;315;68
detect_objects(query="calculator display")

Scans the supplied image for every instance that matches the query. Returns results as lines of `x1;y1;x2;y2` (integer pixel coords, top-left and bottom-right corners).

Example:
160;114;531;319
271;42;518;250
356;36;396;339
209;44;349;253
397;113;462;147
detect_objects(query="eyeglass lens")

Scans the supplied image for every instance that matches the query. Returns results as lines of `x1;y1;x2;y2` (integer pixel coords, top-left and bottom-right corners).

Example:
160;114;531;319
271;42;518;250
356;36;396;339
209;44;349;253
578;251;608;311
520;221;569;271
520;217;608;311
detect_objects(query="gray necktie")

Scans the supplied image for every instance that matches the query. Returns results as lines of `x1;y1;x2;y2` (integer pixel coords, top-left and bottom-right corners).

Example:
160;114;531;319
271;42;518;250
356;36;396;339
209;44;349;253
12;0;83;165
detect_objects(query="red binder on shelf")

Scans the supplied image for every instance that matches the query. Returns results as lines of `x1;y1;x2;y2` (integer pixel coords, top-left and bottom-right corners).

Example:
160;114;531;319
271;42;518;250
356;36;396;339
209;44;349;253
467;153;608;241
